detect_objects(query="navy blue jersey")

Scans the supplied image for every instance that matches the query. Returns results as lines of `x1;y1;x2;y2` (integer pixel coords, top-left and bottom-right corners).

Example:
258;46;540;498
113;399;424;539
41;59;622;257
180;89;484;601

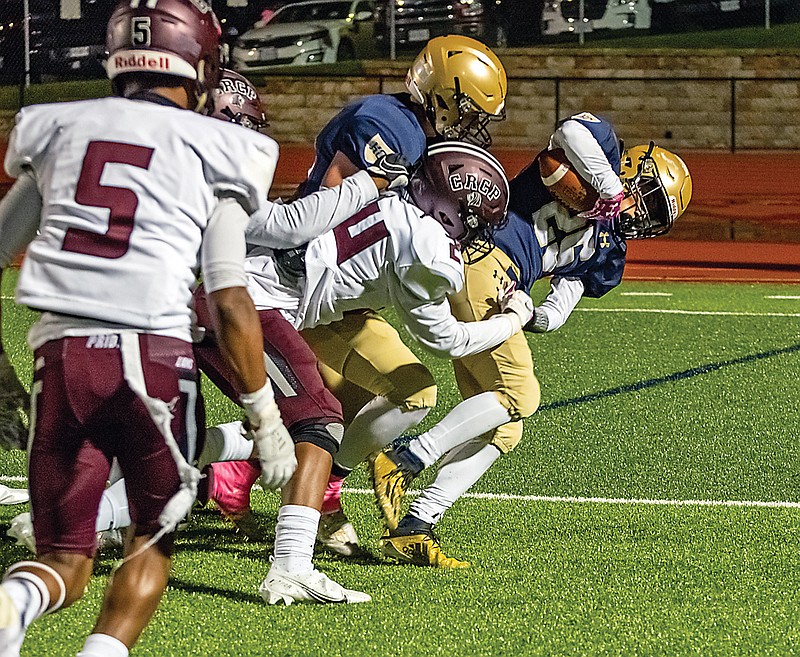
303;93;427;195
556;112;621;175
493;158;627;298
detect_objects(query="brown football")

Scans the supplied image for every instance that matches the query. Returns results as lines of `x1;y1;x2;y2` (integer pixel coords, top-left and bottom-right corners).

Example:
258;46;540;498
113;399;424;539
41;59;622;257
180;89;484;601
538;148;599;213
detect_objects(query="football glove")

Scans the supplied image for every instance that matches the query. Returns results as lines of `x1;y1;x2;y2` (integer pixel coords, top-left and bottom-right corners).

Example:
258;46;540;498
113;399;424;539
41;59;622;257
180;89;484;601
367;153;413;191
0;353;29;451
578;190;625;223
498;285;534;334
240;383;297;490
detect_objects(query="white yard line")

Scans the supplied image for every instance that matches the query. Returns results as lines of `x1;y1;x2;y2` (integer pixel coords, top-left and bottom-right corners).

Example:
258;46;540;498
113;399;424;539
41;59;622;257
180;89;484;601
2;476;798;510
620;292;673;297
576;308;800;318
765;295;800;300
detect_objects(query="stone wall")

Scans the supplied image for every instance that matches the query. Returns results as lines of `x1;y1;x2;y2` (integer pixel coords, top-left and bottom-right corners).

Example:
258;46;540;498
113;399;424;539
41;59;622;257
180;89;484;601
261;48;800;151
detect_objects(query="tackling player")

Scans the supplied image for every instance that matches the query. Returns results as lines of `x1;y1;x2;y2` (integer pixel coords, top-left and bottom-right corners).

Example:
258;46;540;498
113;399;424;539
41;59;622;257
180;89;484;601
204;34;511;557
206;140;531;604
371;114;693;567
0;2;296;656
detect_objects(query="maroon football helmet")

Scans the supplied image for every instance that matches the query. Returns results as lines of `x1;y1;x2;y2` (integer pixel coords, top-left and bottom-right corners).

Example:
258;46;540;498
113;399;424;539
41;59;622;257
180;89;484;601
408;141;510;261
106;0;222;112
210;69;267;131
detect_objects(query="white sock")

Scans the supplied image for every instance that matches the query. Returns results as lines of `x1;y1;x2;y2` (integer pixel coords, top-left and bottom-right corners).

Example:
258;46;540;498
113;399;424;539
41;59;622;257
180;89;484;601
197;421;252;470
271;505;320;575
407;392;511;468
336;396;429;470
409;438;502;525
2;573;49;630
95;479;130;532
77;633;129;657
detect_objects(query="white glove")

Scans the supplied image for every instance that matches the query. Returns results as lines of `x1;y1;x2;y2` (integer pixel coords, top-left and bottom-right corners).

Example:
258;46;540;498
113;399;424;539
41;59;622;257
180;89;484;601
498;286;534;334
0;353;29;451
240;383;297;489
366;152;413;191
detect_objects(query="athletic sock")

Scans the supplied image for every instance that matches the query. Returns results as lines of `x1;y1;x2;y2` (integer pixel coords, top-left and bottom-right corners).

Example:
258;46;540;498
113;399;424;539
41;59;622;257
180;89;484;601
336;396;429;470
321;474;345;515
271;504;320;574
77;633;129;657
409;438;502;525
406;392;510;468
95;479;130;532
197;421;252;470
2;572;50;630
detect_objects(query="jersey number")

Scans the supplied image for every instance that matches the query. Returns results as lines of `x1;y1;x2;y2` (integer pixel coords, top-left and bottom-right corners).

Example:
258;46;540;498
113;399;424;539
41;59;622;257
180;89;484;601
62;140;154;259
333;202;388;264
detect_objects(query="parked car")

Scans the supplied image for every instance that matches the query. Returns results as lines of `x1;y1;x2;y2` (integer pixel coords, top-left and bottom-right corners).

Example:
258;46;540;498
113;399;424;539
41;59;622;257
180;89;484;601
231;0;375;70
541;0;651;36
373;0;489;51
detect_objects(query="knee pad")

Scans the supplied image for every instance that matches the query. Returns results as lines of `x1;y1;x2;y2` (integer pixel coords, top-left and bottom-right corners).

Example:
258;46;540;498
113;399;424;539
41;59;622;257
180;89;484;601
289;420;344;456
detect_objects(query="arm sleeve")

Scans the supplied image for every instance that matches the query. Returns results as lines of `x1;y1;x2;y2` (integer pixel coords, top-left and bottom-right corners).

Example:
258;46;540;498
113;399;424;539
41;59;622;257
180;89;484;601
201;198;249;293
245;170;379;248
389;276;517;359
550;120;623;199
0;171;42;268
531;276;585;332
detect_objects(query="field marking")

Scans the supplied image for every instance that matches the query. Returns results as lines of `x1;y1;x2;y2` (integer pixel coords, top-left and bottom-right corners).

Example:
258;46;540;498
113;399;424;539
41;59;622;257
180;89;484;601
766;295;800;300
2;476;799;510
577;308;800;318
620;292;673;297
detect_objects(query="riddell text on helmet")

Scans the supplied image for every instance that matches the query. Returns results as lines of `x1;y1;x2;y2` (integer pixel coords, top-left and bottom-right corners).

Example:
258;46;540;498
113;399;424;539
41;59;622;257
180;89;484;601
114;54;172;72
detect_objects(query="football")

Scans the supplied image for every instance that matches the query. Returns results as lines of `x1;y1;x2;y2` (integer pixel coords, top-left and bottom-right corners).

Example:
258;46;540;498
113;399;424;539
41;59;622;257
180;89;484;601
538;148;599;213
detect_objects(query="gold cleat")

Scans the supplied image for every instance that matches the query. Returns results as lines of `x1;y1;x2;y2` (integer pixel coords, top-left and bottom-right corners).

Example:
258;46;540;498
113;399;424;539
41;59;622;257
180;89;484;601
369;450;415;531
381;531;469;569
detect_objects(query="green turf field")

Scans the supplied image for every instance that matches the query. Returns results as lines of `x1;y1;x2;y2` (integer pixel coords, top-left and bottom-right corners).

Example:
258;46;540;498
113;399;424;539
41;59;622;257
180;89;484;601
2;274;800;656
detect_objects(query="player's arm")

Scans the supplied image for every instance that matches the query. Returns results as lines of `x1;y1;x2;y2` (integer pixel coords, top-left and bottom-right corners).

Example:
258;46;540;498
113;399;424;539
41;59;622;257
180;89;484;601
388;275;532;360
321;150;361;188
246;154;411;249
0;170;41;449
525;276;585;333
550;119;623;200
201;197;296;488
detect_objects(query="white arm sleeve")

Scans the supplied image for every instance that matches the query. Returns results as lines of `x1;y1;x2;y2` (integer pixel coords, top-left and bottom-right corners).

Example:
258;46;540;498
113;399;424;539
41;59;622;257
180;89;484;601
245;170;379;249
0;171;42;268
550;120;623;199
531;276;585;332
201;198;249;293
389;277;517;359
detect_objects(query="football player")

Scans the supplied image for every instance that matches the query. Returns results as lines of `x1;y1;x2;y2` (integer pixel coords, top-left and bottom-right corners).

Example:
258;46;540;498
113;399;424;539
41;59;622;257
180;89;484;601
204;140;531;604
371;114;693;567
204;34;511;557
0;2;297;656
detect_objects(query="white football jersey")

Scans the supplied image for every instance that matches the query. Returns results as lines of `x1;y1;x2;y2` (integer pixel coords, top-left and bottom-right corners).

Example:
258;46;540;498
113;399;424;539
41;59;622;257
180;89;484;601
245;194;517;359
6;97;278;341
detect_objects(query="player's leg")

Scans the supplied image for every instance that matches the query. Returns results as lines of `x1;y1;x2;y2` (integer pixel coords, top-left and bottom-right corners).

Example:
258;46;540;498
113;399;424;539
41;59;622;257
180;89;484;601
0;338;114;656
247;311;369;604
80;334;203;653
301;311;436;553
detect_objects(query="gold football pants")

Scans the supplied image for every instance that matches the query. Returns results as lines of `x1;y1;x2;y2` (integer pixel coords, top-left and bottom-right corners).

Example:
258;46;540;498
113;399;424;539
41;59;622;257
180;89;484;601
448;247;541;453
301;310;437;424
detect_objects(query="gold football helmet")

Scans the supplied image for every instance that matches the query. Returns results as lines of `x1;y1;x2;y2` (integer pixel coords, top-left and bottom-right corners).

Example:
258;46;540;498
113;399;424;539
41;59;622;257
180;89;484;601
405;35;507;148
618;143;692;239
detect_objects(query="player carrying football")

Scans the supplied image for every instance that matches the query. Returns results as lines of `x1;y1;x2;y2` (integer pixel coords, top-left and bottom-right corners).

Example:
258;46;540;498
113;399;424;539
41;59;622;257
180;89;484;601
371;113;694;567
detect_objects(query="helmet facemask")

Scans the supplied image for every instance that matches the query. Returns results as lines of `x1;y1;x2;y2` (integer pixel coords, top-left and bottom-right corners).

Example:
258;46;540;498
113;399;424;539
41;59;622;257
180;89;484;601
433;78;506;148
618;143;673;239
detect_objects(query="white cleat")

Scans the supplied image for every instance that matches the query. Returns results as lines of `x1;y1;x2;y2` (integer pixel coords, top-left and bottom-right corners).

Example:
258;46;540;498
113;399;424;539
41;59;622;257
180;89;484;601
259;565;371;606
0;586;24;657
7;513;35;554
317;510;363;557
0;485;28;506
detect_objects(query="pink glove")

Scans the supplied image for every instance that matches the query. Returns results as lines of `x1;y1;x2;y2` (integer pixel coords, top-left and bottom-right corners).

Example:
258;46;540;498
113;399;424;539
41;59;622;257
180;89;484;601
578;190;625;223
